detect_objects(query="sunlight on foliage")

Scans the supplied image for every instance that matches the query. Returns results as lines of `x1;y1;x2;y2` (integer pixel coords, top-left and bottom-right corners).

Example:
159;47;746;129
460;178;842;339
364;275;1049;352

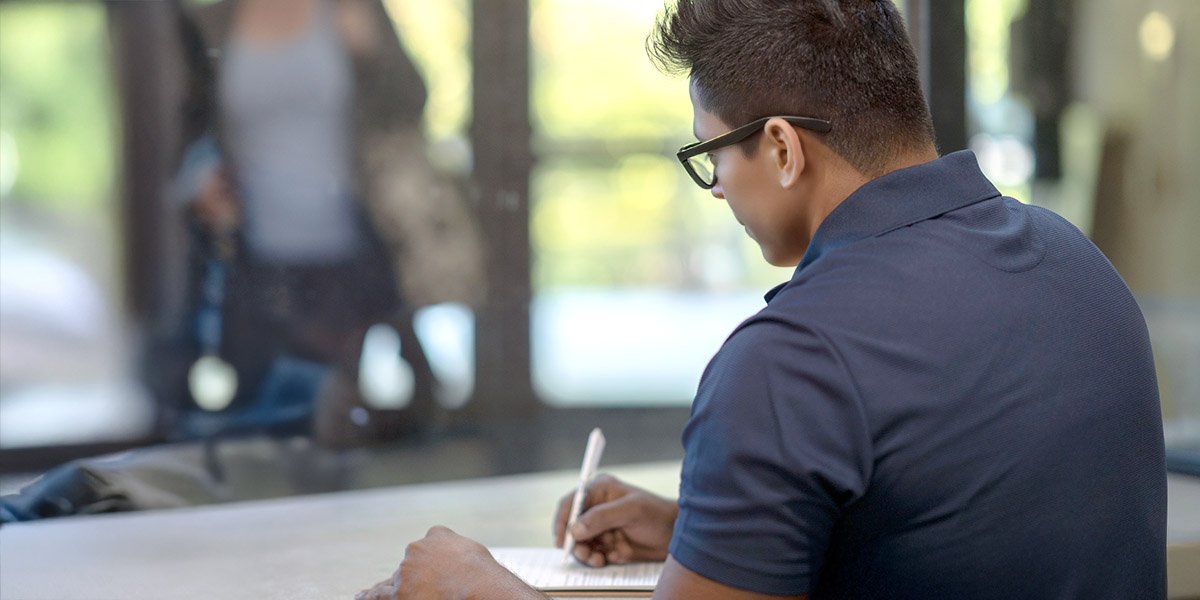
385;0;471;139
364;0;793;291
532;155;678;287
527;0;789;290
0;3;117;210
530;0;691;140
966;0;1028;106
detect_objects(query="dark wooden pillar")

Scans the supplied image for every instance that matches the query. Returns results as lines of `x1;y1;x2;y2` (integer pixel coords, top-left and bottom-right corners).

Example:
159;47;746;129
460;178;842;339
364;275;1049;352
468;0;539;420
107;1;187;324
107;2;192;420
908;0;968;154
905;0;931;97
1011;0;1073;180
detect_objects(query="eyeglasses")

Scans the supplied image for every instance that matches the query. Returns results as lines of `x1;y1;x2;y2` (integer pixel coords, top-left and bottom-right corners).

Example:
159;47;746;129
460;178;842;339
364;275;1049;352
676;116;833;189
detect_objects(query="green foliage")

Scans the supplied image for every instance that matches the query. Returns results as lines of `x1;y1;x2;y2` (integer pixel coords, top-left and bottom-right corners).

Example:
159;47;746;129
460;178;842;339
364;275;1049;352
525;0;790;290
966;0;1028;105
532;155;679;287
0;3;117;210
530;0;692;141
385;0;471;139
393;0;794;291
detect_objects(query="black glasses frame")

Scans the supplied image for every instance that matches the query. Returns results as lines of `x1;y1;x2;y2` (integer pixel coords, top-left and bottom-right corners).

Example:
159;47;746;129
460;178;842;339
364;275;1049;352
676;116;833;189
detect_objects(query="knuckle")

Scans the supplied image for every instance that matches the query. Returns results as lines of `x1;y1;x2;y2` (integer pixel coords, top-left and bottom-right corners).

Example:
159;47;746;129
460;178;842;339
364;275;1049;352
575;511;592;528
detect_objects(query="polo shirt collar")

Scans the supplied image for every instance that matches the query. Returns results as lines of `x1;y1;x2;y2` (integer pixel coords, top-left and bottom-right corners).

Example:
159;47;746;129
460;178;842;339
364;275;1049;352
765;150;1000;303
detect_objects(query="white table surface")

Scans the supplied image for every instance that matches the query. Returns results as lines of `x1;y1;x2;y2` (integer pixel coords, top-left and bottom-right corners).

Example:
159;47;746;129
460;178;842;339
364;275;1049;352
0;462;682;600
2;463;1198;600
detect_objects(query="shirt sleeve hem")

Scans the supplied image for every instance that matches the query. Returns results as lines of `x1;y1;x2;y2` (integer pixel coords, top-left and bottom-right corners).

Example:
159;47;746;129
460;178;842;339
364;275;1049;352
669;537;810;597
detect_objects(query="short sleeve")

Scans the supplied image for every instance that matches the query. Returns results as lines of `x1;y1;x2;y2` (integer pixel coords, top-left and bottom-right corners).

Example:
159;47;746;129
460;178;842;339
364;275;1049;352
668;319;872;595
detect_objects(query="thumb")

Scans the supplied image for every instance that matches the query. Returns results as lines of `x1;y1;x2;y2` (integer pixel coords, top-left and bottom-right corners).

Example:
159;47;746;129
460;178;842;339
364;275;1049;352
571;495;639;541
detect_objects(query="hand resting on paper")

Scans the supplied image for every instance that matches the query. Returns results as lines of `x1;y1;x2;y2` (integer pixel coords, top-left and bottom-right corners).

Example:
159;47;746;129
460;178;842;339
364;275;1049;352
553;474;679;568
355;526;545;600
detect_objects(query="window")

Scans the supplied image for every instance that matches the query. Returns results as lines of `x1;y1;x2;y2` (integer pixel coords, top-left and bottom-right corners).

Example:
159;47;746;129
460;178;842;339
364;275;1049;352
529;0;791;406
0;2;154;449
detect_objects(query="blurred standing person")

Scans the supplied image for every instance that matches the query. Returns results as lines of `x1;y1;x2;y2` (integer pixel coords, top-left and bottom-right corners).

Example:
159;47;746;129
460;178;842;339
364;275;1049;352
172;0;483;445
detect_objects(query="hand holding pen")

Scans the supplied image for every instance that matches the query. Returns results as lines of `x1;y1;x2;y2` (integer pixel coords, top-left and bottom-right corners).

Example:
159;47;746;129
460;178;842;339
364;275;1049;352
553;430;679;567
561;428;606;563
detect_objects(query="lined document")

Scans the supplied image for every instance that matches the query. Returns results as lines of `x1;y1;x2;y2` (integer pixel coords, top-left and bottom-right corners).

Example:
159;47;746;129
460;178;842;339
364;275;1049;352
490;547;662;593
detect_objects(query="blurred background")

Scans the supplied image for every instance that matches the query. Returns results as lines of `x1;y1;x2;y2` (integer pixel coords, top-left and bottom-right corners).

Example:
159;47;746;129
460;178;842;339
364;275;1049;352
0;0;1196;507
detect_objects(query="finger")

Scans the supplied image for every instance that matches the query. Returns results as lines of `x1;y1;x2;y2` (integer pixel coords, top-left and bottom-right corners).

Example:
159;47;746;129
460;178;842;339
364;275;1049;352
365;585;398;600
572;543;590;565
552;490;576;545
588;473;618;490
570;494;639;542
599;530;615;553
585;546;607;568
572;537;606;567
608;530;633;564
556;474;628;545
426;525;453;537
356;583;397;600
582;474;622;508
573;542;607;568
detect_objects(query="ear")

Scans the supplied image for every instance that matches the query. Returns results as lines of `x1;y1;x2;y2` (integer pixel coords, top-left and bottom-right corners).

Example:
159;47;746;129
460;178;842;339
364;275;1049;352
763;117;806;189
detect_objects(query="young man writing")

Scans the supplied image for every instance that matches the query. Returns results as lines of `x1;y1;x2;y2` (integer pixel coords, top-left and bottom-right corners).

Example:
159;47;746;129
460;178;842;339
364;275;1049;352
359;1;1166;598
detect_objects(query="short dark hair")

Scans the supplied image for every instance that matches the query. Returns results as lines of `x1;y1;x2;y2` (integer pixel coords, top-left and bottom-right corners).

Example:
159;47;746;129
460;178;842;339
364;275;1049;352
648;0;935;175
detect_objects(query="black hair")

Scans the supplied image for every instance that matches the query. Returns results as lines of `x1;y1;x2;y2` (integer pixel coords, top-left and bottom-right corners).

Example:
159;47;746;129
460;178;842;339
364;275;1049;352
648;0;935;175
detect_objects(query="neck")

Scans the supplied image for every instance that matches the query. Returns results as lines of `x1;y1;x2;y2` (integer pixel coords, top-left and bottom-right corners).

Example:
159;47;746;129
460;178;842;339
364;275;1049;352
880;145;940;175
803;144;939;246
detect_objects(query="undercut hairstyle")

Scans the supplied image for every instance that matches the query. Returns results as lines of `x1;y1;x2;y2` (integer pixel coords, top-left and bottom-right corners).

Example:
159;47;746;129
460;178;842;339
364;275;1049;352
648;0;935;176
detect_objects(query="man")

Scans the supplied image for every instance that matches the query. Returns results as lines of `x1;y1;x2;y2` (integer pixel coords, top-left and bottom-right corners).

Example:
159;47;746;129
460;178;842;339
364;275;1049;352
359;0;1166;598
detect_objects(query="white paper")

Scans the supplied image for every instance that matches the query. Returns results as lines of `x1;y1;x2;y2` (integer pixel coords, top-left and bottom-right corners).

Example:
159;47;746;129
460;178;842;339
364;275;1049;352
490;547;662;591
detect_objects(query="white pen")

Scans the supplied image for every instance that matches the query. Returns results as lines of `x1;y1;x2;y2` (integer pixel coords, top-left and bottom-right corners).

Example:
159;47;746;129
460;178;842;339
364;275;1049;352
561;427;606;564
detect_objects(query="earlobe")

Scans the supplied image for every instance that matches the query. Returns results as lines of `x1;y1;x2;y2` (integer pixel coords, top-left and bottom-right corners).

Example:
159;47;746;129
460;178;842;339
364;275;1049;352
765;118;805;190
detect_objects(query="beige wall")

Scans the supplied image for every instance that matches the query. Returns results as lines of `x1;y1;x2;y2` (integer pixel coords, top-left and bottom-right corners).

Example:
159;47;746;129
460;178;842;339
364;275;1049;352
1078;0;1200;299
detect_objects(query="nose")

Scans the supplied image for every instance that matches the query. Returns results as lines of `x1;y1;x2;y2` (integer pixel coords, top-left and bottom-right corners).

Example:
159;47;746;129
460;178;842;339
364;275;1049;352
710;182;725;200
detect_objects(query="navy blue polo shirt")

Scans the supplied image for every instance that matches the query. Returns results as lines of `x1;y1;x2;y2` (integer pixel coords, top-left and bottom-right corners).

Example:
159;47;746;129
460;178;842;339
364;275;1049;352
669;151;1166;599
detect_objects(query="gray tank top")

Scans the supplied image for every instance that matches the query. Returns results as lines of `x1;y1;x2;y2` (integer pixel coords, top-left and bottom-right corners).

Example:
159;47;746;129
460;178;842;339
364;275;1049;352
220;0;361;263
